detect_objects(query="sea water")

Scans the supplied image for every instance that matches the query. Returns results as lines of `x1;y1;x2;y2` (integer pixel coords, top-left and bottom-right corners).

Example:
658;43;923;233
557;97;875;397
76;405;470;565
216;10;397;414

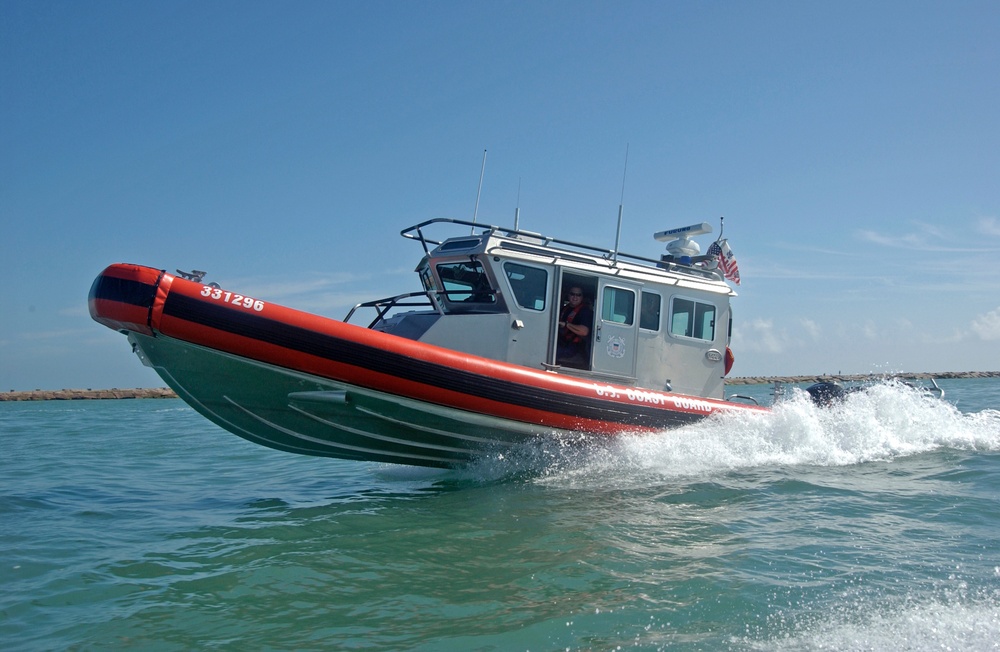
2;378;999;651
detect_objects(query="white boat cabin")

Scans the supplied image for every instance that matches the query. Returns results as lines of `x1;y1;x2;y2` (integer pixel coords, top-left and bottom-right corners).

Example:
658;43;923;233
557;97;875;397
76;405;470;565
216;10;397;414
346;218;736;399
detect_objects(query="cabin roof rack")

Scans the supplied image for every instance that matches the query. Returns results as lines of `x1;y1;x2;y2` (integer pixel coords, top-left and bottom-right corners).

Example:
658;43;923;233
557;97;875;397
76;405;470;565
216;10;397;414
400;217;715;276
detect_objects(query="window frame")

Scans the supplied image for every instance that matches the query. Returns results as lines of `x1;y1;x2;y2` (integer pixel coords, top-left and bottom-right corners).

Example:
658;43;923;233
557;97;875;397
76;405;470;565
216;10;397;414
600;285;636;326
435;260;496;304
640;291;662;332
668;295;717;342
502;261;549;312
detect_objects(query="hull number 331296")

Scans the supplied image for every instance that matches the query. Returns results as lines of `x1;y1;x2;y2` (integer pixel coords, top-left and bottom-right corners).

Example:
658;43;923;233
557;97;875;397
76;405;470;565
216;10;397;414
200;286;265;312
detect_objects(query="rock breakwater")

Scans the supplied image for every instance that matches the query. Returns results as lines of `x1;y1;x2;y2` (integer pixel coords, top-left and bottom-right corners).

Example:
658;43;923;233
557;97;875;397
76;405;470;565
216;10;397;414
1;388;178;401
726;370;1000;385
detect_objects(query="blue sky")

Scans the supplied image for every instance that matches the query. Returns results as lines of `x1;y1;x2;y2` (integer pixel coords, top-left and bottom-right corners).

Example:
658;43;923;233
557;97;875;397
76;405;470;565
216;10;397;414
2;1;998;391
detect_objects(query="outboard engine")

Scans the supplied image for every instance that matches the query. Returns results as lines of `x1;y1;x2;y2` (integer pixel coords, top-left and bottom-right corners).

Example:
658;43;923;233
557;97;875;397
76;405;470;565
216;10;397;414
805;381;845;406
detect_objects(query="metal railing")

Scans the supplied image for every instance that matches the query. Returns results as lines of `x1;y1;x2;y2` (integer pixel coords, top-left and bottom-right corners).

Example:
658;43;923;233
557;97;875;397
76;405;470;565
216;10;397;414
344;292;439;328
399;217;723;280
344;289;500;329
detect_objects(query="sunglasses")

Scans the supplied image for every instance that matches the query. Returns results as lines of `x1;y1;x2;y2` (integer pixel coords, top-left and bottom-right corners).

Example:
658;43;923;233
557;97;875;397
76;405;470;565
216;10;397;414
568;292;582;297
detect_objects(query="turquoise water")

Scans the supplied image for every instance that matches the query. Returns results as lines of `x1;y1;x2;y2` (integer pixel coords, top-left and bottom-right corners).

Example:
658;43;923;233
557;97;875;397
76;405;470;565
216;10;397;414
3;379;999;650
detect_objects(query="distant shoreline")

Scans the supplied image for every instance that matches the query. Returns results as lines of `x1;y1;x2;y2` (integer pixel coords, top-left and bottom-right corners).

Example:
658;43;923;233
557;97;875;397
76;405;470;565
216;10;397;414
1;388;178;401
725;370;1000;385
3;371;998;401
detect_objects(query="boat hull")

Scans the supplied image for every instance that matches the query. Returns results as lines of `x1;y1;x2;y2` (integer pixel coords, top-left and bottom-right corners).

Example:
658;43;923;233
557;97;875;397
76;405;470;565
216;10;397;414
90;264;766;467
128;331;561;467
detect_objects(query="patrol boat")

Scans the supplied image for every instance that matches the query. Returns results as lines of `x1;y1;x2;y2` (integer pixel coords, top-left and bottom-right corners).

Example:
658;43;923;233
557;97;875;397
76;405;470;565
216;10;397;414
89;217;765;468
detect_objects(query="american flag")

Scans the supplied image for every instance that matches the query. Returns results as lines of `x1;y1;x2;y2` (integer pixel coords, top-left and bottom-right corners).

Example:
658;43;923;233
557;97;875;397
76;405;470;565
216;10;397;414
708;239;741;285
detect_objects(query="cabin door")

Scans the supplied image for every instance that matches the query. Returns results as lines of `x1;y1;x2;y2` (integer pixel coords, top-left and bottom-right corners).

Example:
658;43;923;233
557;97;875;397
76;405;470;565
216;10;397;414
591;278;641;379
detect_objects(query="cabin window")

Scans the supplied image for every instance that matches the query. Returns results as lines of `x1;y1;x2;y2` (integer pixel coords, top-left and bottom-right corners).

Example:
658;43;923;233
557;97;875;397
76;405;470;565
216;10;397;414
503;262;547;311
640;291;661;331
419;266;435;292
669;297;716;341
601;286;635;325
436;261;495;303
439;238;482;252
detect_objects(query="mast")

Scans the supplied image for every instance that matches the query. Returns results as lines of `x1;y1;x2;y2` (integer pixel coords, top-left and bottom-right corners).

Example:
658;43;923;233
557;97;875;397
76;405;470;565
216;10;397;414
612;144;629;265
513;177;521;231
471;149;487;234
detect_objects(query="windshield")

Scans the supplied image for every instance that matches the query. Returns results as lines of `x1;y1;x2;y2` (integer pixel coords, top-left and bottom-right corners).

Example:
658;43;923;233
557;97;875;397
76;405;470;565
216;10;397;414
436;261;496;304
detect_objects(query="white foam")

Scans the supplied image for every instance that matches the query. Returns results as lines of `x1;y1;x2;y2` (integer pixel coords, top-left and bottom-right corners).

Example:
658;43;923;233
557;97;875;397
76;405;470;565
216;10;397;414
487;382;1000;485
751;587;1000;651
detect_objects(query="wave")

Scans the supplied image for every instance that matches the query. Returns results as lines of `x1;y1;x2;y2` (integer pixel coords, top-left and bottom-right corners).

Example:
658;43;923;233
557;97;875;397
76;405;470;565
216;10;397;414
468;382;1000;484
746;579;1000;652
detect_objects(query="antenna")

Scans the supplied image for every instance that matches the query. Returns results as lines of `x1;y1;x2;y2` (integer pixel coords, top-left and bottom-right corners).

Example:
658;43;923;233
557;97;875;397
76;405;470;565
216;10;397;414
471;149;487;234
513;177;522;231
612;144;629;265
